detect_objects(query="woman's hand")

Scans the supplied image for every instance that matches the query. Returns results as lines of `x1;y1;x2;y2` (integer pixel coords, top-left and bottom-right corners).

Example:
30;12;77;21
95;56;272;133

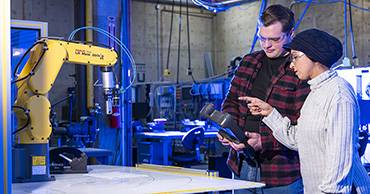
238;96;273;116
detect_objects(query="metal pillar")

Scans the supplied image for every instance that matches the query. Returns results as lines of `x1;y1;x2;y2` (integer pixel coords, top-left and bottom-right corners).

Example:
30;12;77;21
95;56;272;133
121;0;132;166
86;0;94;110
0;0;12;192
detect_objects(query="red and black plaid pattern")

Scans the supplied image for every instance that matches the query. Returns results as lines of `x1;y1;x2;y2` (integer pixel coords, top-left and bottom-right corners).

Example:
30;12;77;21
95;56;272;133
222;51;310;186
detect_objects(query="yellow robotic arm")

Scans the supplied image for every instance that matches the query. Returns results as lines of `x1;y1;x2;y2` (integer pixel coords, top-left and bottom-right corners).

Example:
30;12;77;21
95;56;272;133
14;38;118;144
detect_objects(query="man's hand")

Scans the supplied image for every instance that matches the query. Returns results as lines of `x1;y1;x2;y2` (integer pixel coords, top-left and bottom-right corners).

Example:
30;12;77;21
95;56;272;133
217;132;262;152
217;133;246;152
217;133;231;146
246;131;262;151
238;96;273;116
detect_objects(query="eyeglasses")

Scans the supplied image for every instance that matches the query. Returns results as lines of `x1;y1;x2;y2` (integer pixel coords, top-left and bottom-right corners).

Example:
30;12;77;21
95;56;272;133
291;52;305;63
257;33;286;44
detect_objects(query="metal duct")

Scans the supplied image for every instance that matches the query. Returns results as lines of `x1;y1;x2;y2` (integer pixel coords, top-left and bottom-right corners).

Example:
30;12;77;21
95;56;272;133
133;0;257;10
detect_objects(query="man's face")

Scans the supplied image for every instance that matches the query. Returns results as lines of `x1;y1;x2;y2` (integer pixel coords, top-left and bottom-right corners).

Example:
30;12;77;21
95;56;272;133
258;22;291;58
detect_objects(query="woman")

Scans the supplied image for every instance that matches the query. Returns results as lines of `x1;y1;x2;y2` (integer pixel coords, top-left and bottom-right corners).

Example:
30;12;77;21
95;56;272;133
240;29;370;193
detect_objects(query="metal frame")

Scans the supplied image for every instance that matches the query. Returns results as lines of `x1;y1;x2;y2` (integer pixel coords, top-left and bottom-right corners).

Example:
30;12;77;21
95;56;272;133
11;19;48;38
8;19;48;187
121;0;132;166
10;19;48;129
1;0;11;193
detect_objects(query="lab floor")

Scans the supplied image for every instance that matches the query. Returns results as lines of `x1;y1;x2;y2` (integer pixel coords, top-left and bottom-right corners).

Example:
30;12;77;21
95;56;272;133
12;164;265;194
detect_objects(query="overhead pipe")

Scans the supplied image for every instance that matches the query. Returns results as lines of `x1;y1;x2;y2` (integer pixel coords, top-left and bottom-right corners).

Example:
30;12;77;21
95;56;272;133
161;7;215;18
348;0;358;66
86;0;94;110
197;0;255;7
156;5;161;81
134;0;256;10
343;0;348;58
342;0;351;68
74;0;88;118
192;0;257;12
134;0;198;7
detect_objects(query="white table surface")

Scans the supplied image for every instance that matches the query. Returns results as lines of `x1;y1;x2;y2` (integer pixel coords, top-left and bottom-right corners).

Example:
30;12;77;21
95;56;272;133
13;164;265;194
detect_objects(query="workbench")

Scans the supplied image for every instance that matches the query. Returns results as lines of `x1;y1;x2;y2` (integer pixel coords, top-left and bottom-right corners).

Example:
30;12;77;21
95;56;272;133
136;131;218;165
13;164;265;194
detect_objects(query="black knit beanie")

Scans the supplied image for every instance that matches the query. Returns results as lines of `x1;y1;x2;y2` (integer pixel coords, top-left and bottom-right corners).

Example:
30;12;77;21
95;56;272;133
284;29;343;68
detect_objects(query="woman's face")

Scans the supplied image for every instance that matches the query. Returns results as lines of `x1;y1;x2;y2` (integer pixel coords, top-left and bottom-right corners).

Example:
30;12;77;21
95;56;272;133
289;50;315;80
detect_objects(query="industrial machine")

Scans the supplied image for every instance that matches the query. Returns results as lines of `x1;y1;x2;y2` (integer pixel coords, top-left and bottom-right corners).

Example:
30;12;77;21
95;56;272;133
12;38;118;182
49;147;88;174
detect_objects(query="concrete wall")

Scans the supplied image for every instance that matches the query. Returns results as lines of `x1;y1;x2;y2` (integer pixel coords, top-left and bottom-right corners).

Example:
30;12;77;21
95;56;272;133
10;0;370;117
212;0;370;73
213;1;262;74
132;1;214;82
291;0;370;67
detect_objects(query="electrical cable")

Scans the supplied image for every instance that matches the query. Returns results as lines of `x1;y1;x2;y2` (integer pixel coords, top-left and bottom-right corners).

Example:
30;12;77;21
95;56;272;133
348;2;370;12
112;127;121;165
251;158;262;194
174;0;183;130
51;94;74;108
176;0;182;85
186;0;197;84
12;41;48;84
13;41;41;78
68;27;135;71
68;26;136;94
197;68;234;83
165;0;176;72
156;1;161;81
343;0;348;58
348;0;357;60
185;0;191;72
12;106;30;135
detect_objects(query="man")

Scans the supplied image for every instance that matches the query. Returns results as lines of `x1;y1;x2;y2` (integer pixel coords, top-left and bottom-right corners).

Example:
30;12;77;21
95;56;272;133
242;28;370;193
218;4;310;193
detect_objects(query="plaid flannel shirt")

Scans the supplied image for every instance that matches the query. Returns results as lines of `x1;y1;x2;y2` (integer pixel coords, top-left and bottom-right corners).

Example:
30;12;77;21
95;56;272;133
222;50;310;187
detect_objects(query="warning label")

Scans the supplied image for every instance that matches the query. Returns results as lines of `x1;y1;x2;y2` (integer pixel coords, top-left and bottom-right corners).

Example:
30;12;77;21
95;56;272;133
32;166;46;175
32;156;46;175
32;156;46;165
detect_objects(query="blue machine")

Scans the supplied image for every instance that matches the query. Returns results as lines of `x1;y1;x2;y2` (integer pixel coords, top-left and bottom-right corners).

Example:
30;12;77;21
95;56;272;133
172;126;205;166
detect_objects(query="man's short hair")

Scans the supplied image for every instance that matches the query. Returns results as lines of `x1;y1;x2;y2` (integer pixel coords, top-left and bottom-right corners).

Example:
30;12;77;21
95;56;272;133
258;4;295;33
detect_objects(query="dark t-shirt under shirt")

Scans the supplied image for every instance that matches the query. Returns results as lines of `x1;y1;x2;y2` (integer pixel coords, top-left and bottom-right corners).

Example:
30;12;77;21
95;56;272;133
244;54;289;132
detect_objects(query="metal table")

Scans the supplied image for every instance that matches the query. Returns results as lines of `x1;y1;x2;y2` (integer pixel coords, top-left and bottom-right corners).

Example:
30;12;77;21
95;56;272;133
136;131;218;165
